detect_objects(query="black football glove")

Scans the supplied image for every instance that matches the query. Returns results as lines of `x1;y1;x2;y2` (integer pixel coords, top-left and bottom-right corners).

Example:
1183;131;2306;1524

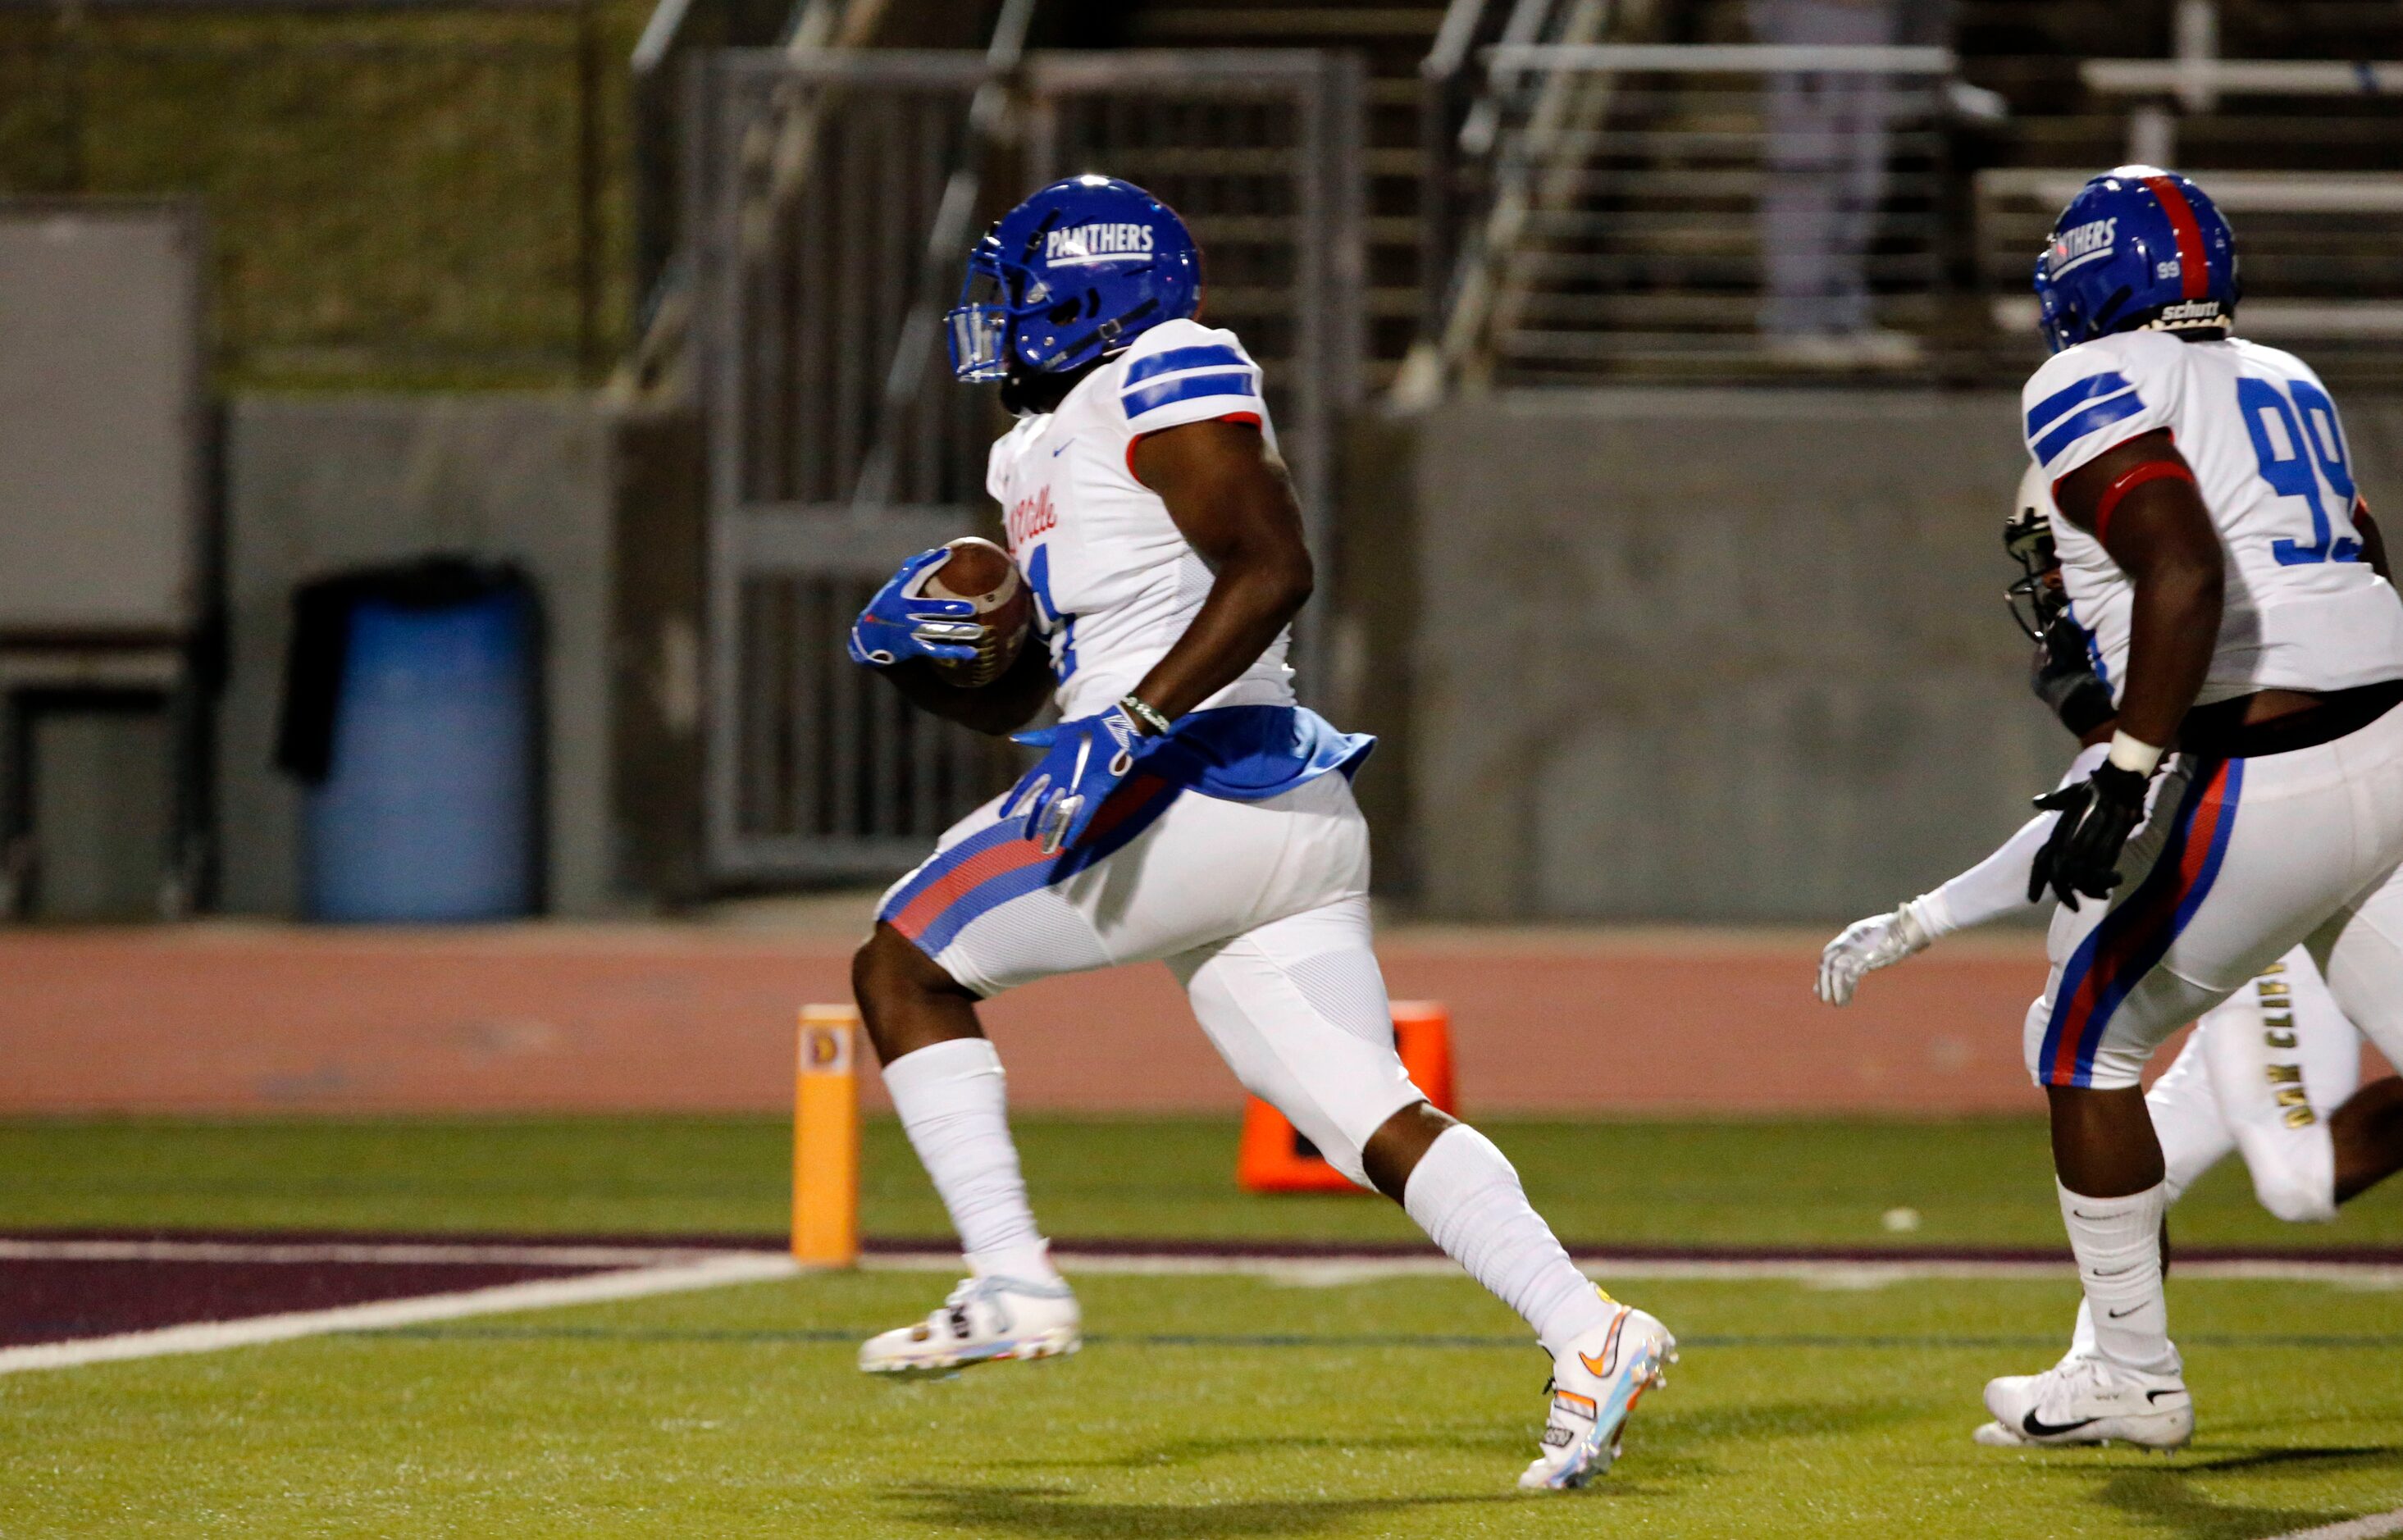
2027;761;2151;909
2031;618;2117;740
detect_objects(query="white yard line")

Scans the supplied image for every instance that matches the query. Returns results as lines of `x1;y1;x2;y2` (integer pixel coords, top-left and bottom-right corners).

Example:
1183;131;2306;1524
0;1238;733;1268
0;1252;800;1375
2266;1510;2403;1540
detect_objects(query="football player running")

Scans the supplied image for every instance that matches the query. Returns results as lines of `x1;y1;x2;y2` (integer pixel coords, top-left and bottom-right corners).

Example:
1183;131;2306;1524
842;176;1671;1491
1818;463;2403;1445
1850;166;2403;1451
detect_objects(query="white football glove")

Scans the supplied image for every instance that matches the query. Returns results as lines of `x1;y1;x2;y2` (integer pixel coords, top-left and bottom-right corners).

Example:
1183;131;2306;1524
1816;900;1938;1006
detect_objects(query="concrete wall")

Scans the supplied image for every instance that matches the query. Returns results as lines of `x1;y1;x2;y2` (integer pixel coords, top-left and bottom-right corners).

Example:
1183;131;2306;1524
219;395;615;916
1400;388;2403;923
198;385;2403;924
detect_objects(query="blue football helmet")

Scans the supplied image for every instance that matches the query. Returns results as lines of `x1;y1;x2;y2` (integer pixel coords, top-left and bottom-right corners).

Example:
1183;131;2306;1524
2032;165;2239;354
945;175;1201;382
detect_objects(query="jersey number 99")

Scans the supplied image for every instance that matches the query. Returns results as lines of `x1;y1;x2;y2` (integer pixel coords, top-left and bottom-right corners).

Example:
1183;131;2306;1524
2238;376;2361;566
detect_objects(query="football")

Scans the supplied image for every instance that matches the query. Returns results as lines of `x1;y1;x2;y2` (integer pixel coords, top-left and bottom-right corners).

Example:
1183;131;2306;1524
908;535;1032;687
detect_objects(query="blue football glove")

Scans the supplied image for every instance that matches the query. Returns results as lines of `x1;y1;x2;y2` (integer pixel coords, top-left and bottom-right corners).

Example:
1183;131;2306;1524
1005;704;1160;854
847;549;985;669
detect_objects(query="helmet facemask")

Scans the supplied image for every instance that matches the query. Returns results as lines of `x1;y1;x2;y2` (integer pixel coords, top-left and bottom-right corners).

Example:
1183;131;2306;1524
2003;502;2065;642
946;239;1024;383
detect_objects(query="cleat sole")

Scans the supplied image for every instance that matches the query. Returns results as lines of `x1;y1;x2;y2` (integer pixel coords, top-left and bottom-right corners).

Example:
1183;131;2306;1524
860;1330;1081;1377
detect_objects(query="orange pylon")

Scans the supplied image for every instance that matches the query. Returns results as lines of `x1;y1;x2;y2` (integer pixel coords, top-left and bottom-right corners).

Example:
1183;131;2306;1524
1238;1000;1456;1193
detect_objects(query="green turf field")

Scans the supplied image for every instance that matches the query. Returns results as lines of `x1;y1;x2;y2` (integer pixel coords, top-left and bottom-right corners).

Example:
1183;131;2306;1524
5;1112;2402;1248
7;1270;2401;1538
4;1117;2401;1538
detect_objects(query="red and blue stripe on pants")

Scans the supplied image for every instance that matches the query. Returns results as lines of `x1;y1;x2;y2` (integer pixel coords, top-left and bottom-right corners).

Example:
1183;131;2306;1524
879;774;1186;958
2038;758;2245;1088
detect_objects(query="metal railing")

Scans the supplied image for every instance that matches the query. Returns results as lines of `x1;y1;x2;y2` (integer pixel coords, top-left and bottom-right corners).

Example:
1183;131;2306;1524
619;0;903;400
0;0;614;386
2081;55;2403;169
1414;25;1956;389
687;47;1366;882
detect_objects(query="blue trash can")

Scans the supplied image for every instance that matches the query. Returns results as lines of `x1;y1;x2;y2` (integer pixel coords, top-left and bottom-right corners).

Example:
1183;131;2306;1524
278;558;540;922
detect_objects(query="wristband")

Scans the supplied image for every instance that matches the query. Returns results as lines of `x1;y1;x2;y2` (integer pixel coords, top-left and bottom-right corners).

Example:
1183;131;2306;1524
1119;694;1174;737
2106;731;2163;777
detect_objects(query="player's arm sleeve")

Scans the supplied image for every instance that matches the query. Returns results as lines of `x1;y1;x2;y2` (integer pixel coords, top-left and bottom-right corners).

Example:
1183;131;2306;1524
1118;324;1268;446
2019;341;2177;484
1914;745;2110;935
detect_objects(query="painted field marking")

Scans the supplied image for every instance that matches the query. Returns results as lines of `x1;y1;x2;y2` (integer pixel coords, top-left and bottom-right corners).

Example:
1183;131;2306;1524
0;1252;800;1376
7;1237;2400;1288
0;1238;733;1268
2267;1509;2403;1540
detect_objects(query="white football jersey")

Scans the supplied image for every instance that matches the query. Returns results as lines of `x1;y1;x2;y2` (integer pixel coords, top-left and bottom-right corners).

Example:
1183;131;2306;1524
987;318;1296;719
2022;329;2403;704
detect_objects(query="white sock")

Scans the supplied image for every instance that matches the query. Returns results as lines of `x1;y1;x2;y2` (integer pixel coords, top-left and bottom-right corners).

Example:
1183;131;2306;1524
2057;1179;2176;1375
2068;1297;2097;1359
881;1038;1061;1286
1402;1124;1616;1358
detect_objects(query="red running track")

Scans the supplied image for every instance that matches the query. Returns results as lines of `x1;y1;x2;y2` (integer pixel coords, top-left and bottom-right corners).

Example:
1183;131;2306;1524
0;921;2135;1116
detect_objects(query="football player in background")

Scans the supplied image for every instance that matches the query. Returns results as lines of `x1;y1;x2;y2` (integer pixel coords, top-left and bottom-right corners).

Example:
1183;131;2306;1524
840;175;1672;1491
1818;463;2403;1444
1860;166;2403;1450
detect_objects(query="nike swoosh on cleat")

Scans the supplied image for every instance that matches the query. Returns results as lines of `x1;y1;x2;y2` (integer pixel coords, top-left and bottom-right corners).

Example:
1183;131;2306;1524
1577;1310;1630;1380
2145;1388;2186;1403
2022;1411;2100;1437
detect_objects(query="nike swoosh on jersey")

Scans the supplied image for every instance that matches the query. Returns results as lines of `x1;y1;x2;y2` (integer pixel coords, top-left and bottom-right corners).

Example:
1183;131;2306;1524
2022;1410;2100;1437
1051;439;1076;457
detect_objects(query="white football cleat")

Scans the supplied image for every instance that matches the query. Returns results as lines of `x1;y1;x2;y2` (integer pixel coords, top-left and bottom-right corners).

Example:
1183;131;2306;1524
1518;1298;1676;1491
1981;1352;2193;1450
858;1274;1080;1375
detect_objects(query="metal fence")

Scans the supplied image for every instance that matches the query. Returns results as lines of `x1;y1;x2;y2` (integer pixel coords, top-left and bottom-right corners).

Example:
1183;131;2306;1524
0;0;616;386
688;47;1365;882
1419;39;1955;386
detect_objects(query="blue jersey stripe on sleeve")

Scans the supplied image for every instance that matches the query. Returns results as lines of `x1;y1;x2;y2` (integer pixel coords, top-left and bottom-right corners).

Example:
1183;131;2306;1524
1123;344;1248;386
2031;391;2147;467
2026;372;2134;438
1124;371;1259;419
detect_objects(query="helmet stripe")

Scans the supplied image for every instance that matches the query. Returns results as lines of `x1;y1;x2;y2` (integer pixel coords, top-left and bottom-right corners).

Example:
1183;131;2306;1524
2141;175;2211;301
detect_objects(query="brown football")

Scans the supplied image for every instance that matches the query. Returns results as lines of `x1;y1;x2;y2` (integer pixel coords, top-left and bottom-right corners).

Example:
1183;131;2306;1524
909;536;1032;687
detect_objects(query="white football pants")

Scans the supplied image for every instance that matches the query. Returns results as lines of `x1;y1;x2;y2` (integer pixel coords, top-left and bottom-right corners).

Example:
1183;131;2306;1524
879;772;1421;1186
